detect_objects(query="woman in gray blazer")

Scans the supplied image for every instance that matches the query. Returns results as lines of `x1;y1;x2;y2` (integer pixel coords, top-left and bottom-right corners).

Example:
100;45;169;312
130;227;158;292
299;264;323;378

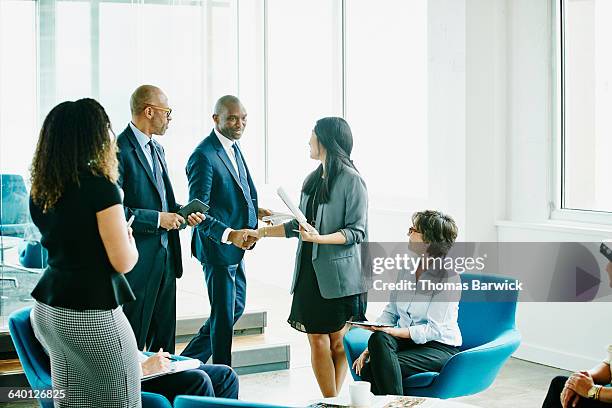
252;117;368;397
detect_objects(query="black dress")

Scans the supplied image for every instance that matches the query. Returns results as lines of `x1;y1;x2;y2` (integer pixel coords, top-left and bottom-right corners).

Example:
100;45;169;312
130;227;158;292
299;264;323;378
287;182;366;334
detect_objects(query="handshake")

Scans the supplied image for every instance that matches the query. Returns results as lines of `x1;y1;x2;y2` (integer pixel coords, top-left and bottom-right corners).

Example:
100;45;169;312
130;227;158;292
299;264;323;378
227;229;261;250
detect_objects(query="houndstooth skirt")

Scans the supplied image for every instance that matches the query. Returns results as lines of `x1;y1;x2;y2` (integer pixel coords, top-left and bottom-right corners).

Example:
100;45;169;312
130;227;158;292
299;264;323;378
31;301;142;408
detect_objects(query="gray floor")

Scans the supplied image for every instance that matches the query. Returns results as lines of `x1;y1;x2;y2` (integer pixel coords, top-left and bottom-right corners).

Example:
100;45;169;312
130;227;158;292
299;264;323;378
2;357;568;407
238;357;569;407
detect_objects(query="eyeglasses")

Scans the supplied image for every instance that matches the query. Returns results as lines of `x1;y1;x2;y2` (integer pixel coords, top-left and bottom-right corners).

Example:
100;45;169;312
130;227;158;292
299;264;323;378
147;104;172;118
408;226;421;235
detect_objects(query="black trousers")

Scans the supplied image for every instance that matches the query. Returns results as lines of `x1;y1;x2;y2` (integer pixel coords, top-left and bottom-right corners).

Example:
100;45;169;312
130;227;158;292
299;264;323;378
124;245;176;353
142;362;239;404
360;331;459;396
542;376;611;408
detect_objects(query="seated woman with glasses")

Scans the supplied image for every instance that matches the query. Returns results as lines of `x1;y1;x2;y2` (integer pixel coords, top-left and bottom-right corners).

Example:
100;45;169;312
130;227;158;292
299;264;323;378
351;210;462;396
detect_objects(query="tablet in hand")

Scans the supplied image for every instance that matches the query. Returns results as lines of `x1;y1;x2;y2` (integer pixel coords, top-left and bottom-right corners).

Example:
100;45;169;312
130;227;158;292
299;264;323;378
347;321;394;328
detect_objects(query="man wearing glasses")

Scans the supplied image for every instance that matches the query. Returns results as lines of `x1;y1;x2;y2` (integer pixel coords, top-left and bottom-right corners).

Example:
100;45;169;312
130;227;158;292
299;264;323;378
116;85;204;353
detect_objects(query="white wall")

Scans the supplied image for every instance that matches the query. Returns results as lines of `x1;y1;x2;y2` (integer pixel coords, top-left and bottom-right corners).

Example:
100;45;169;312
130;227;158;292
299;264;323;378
490;0;611;371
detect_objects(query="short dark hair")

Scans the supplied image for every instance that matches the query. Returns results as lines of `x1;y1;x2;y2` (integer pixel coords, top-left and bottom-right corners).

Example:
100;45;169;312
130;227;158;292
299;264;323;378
214;95;242;115
412;210;458;258
30;98;118;212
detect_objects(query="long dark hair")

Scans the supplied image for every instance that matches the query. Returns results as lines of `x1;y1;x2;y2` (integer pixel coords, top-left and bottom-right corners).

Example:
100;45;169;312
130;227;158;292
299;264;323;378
303;117;357;203
30;98;118;212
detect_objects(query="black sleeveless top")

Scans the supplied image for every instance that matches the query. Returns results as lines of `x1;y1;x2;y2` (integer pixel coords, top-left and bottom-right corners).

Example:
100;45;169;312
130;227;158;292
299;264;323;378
30;173;135;310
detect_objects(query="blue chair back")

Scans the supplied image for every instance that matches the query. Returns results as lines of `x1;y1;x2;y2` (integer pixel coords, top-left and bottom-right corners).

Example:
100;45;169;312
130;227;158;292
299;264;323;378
457;273;518;350
8;307;53;408
175;396;291;408
8;306;171;408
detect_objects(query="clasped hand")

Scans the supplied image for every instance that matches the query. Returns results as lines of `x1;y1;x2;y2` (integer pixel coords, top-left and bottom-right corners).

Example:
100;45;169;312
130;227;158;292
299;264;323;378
228;229;259;250
561;370;594;408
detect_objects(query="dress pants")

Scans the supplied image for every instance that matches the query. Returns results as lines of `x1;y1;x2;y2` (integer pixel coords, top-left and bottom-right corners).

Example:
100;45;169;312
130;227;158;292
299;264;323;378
141;363;239;404
542;376;611;407
360;331;459;396
181;261;247;365
124;244;176;353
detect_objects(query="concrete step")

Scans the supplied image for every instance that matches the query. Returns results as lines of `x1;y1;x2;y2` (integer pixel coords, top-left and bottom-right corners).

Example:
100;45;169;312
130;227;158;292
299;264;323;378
176;309;267;341
176;334;290;375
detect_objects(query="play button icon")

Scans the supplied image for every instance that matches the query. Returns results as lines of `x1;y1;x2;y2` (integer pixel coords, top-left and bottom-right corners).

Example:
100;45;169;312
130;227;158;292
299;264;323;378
575;266;600;301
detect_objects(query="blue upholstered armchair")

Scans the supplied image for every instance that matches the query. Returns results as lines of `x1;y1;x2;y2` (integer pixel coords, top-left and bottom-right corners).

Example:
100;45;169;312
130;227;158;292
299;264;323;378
8;307;172;408
344;273;521;399
174;396;290;408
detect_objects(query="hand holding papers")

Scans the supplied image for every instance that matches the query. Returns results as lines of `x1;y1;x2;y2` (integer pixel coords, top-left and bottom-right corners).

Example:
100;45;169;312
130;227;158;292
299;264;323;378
262;211;294;225
277;187;316;233
141;357;201;381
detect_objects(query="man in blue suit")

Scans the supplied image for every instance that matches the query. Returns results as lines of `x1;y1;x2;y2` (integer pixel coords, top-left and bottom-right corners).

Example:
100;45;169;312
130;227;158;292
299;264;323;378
182;95;270;365
117;85;204;353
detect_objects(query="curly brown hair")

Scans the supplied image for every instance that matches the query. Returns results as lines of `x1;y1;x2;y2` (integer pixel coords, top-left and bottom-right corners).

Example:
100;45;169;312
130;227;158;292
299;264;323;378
30;98;119;212
412;210;458;258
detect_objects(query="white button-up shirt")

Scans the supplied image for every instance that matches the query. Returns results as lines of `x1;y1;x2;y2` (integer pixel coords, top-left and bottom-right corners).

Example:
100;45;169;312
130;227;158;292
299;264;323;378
376;268;463;347
214;128;245;244
214;128;239;175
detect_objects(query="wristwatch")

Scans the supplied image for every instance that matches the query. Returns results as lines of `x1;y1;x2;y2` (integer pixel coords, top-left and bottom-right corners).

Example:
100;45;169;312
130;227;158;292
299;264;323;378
587;385;601;400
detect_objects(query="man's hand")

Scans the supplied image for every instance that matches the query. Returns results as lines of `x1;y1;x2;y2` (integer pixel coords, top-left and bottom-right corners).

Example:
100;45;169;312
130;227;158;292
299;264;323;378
228;229;259;249
160;212;185;231
606;262;612;288
352;349;369;376
566;371;595;397
258;207;273;222
186;212;206;227
141;348;171;377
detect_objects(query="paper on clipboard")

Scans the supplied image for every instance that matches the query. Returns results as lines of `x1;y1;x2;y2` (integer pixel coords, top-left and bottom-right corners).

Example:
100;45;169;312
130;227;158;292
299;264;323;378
277;186;315;233
141;358;201;381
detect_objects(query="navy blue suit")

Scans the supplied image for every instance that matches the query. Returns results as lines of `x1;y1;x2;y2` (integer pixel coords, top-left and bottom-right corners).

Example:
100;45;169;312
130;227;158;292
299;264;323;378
117;125;182;353
181;130;258;365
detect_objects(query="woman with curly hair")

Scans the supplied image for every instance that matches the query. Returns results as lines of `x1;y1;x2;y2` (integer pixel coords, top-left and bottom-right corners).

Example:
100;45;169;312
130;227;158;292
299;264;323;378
29;98;141;407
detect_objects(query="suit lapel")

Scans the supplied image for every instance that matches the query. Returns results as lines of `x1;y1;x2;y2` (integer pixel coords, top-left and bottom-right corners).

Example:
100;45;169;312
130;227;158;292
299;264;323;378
125;127;164;203
211;132;242;189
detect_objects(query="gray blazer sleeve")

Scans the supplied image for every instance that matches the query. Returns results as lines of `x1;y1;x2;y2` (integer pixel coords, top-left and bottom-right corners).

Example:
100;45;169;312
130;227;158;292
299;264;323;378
283;218;300;238
338;173;368;245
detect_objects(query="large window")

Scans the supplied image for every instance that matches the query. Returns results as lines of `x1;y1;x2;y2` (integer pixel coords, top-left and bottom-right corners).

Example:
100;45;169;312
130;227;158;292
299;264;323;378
346;0;428;207
0;0;430;329
0;0;38;330
561;0;612;214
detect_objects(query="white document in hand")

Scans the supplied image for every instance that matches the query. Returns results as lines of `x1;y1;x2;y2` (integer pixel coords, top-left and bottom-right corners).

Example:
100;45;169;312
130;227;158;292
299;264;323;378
262;212;294;225
141;358;201;381
276;186;315;232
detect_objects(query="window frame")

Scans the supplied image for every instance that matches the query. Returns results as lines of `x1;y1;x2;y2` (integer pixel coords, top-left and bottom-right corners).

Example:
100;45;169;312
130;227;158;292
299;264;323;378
551;0;612;225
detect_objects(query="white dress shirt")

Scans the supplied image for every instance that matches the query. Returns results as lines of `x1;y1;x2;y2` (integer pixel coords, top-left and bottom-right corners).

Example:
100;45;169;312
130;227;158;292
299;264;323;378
376;268;463;347
214;128;243;244
129;122;161;228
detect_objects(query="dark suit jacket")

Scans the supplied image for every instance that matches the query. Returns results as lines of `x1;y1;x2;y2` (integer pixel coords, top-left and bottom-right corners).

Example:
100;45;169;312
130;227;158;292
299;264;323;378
116;125;183;278
186;130;258;266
